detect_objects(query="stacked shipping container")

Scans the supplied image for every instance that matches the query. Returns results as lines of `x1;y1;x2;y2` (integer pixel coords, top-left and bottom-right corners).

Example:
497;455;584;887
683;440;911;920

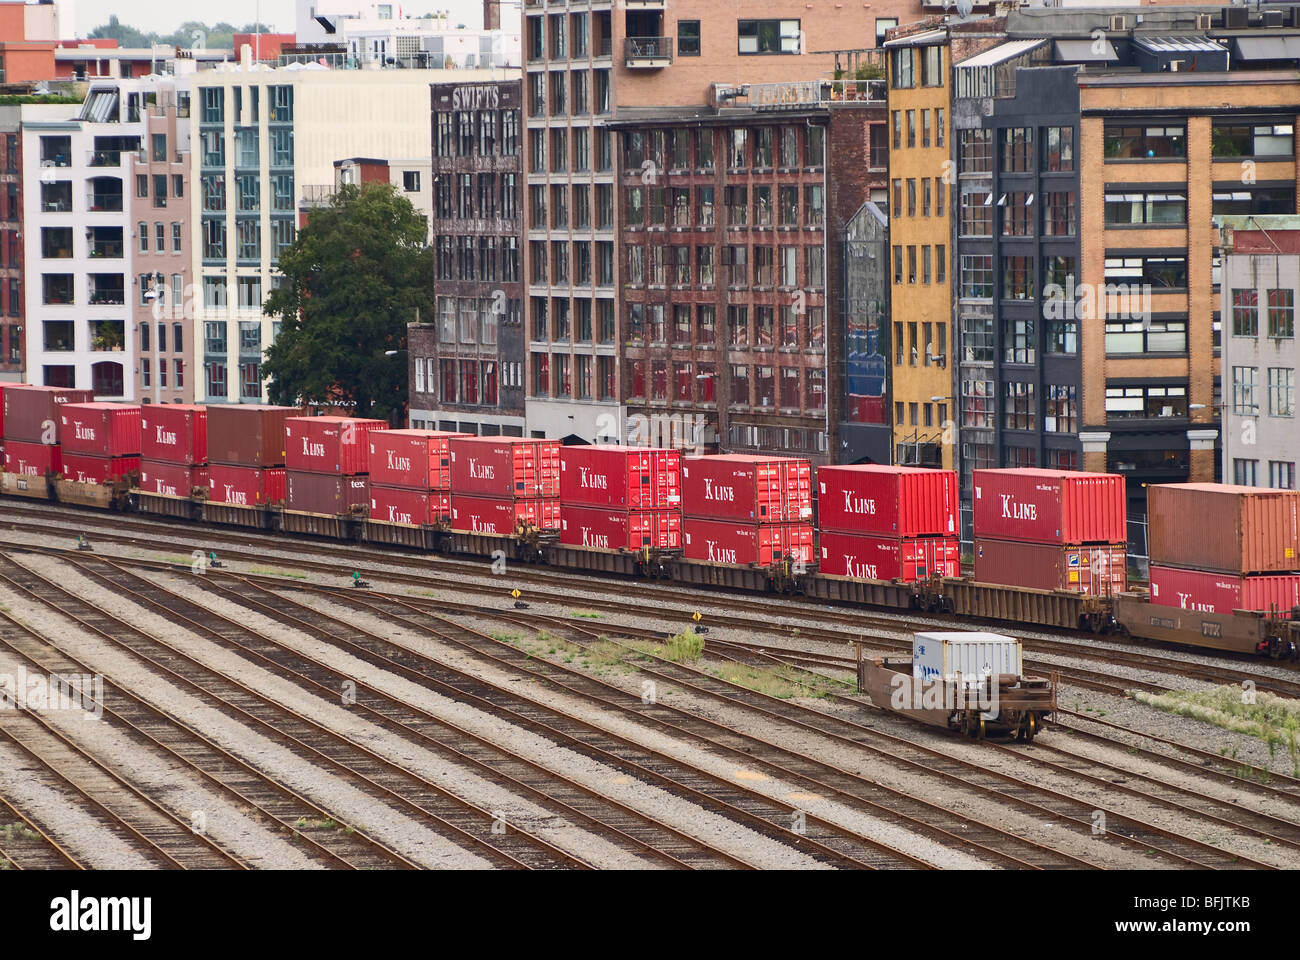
204;405;296;507
817;465;960;582
139;404;209;498
59;402;141;483
448;436;561;534
972;468;1128;596
284;416;388;517
367;429;468;528
559;445;682;551
1147;483;1300;617
680;455;813;566
1;385;93;478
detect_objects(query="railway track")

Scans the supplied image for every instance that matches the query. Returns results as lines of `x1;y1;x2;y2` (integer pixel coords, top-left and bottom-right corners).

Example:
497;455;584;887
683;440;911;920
0;792;83;869
2;503;1296;699
175;570;1122;868
0;553;592;870
0;609;420;870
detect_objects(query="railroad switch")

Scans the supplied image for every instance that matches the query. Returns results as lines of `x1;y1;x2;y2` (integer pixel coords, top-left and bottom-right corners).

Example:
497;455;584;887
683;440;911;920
76;534;93;552
207;551;224;569
351;571;371;589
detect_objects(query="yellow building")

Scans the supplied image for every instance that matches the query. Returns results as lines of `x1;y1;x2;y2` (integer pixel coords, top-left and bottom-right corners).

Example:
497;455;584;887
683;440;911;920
884;26;954;467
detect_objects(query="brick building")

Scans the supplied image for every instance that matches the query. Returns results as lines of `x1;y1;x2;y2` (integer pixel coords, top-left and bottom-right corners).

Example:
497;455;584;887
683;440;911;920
522;0;923;444
408;79;526;436
612;77;890;462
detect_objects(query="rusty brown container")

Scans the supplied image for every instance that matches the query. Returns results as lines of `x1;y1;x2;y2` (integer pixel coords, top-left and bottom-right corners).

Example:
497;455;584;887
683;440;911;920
206;404;298;466
1148;483;1300;575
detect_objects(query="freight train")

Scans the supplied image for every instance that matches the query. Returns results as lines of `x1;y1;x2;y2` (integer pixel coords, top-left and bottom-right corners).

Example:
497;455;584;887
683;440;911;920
0;463;1296;664
0;385;1296;665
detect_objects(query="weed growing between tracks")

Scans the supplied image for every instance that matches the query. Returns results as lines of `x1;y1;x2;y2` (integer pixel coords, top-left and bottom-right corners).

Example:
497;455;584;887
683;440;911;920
248;566;309;580
706;663;849;700
1134;685;1300;775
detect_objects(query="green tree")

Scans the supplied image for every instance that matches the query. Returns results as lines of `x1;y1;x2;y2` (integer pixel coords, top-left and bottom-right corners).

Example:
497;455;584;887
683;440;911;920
262;183;432;425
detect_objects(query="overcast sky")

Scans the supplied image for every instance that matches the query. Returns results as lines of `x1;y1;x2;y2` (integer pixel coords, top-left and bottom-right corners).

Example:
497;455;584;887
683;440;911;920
74;0;492;36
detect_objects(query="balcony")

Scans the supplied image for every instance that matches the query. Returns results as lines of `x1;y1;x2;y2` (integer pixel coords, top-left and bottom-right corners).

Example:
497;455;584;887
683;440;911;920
89;276;125;305
87;149;122;167
87;191;123;213
624;37;672;69
624;0;665;6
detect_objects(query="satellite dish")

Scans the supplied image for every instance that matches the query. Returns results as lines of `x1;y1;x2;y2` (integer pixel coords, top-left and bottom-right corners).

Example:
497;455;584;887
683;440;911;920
956;0;973;17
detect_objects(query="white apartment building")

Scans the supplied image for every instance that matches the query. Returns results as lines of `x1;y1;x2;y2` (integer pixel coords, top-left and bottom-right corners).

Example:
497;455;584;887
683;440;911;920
293;0;521;68
22;84;149;397
190;52;512;404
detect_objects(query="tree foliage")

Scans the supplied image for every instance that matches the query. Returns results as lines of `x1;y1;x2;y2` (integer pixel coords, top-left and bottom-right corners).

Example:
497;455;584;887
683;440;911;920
262;183;432;425
87;17;273;51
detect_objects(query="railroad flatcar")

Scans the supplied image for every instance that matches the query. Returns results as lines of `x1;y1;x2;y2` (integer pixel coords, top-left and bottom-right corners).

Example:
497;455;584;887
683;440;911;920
0;465;1296;663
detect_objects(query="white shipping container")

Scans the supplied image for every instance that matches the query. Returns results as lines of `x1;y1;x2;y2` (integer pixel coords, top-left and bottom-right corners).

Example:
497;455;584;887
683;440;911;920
912;631;1023;685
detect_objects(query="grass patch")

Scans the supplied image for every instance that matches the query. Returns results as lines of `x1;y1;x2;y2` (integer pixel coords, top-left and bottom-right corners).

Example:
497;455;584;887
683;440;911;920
1134;685;1300;775
571;609;605;620
708;662;846;700
157;555;194;566
294;817;338;830
490;632;525;644
662;629;705;663
248;566;309;580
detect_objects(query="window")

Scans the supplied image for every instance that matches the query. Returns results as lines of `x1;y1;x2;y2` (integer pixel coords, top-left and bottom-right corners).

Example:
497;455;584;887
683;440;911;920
1042;191;1076;237
1000;128;1033;172
892;48;915;88
403;170;420;192
1105;317;1186;355
1234;459;1259;486
1212;120;1294;158
1268;289;1295;338
1035;126;1073;173
907;111;916;148
1104;191;1186;226
1003;315;1035;364
960;191;992;237
1001;256;1033;301
738;19;801;55
960;129;992;174
961;376;994;429
1105;255;1187;289
1269;461;1297;489
1268;367;1295;417
1104;123;1185;159
1001;192;1033;237
172;222;182;253
1003;382;1036;430
1105;383;1188;420
679;20;700;56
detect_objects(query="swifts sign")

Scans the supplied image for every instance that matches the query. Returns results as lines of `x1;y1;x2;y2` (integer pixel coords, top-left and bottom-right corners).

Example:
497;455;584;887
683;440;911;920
451;85;500;112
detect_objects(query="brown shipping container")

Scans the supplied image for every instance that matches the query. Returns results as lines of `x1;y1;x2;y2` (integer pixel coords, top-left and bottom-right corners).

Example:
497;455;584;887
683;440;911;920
974;538;1128;596
1148;483;1300;575
140;404;208;465
206;404;297;466
286;471;370;516
3;385;94;443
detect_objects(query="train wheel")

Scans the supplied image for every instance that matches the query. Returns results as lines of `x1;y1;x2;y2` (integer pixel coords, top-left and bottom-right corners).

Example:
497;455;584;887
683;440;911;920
1024;713;1037;743
977;716;986;740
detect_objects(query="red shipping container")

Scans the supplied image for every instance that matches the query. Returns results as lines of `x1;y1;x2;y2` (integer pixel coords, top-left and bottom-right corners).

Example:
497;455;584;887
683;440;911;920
974;538;1128;596
285;416;389;474
817;465;958;537
3;440;62;477
681;454;813;523
138;461;209;498
819;531;960;582
450;495;561;534
141;404;208;465
286;471;370;515
59;403;142;457
682;519;814;566
207;463;286;506
559;445;682;510
206;405;297;466
1148;484;1300;575
60;453;139;484
560;505;682;551
1149;565;1300;617
449;437;561;499
2;386;94;444
972;468;1126;545
369;485;452;527
368;429;469;489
